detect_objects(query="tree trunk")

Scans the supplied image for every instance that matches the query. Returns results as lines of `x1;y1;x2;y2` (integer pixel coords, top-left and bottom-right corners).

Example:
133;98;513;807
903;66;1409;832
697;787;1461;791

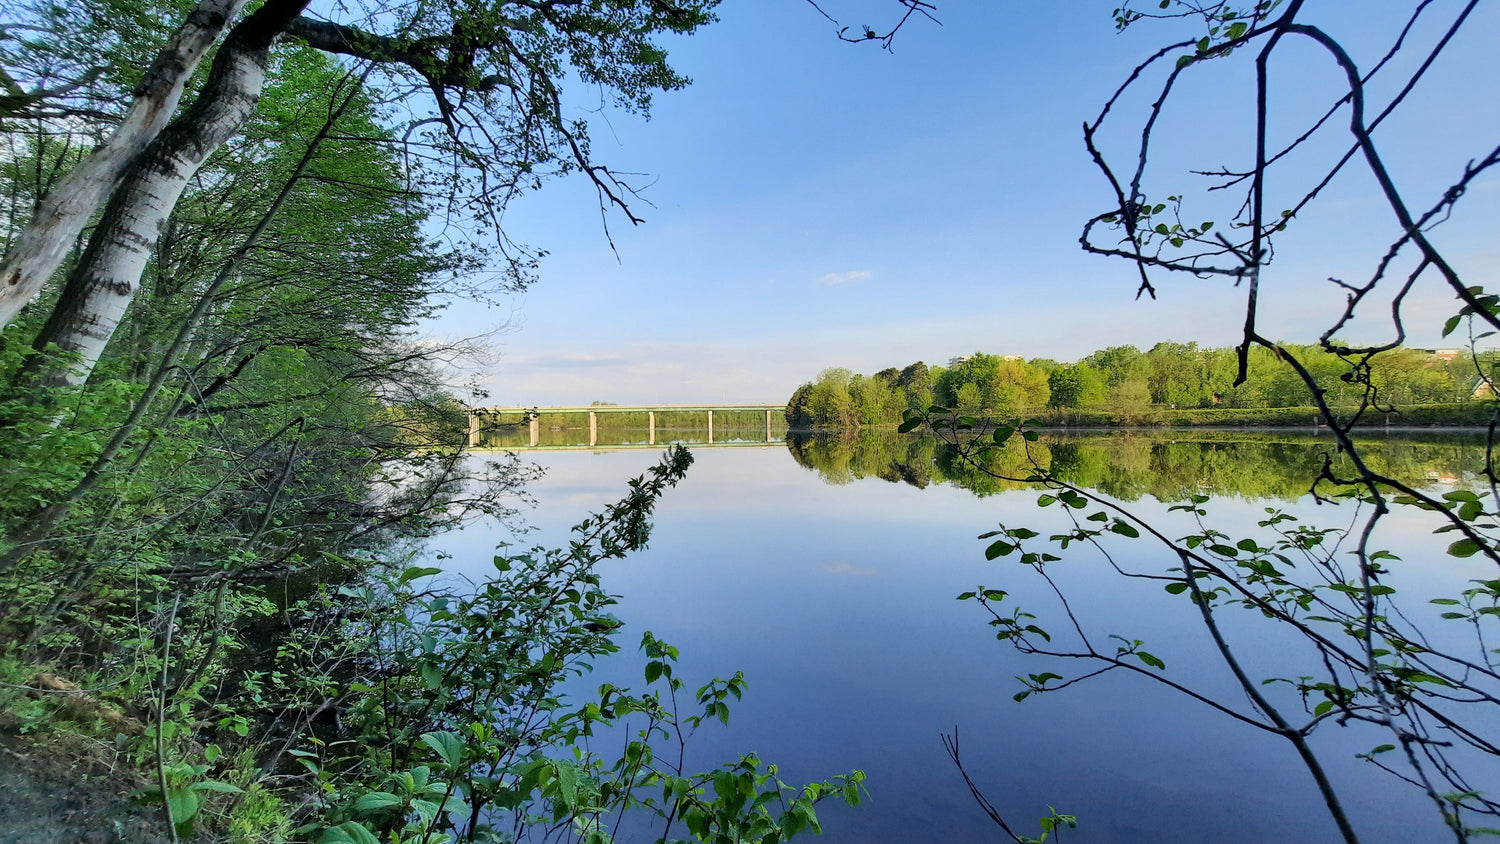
0;0;247;327
27;0;311;387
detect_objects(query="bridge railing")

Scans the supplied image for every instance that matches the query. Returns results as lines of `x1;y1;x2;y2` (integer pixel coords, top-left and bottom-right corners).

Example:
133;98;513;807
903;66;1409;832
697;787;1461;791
468;405;788;448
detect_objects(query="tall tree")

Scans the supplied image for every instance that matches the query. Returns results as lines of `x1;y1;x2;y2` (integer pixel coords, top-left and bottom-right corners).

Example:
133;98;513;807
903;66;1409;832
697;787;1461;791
984;358;1049;415
0;0;245;327
4;0;718;386
1047;363;1106;408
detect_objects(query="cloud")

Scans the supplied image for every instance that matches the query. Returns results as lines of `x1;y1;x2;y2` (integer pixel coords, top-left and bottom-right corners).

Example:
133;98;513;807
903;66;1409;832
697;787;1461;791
822;561;877;576
527;352;626;368
818;270;872;287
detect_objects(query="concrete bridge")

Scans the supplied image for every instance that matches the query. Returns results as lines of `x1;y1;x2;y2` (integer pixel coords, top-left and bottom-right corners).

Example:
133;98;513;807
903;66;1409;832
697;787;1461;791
468;404;787;447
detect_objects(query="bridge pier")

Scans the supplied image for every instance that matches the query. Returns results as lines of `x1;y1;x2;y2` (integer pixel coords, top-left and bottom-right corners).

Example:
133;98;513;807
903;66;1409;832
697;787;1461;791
467;405;784;449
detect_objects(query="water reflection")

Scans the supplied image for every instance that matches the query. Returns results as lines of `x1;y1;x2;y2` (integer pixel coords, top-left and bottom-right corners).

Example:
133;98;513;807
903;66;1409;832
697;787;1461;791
437;435;1493;844
785;429;1486;500
474;418;786;450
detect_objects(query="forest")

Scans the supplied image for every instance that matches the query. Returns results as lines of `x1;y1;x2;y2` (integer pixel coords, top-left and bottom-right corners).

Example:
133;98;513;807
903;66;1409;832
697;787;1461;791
3;1;1499;843
0;2;863;842
785;343;1490;429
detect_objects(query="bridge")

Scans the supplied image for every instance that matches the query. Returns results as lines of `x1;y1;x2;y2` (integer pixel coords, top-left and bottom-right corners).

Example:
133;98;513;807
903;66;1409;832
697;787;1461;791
468;404;787;447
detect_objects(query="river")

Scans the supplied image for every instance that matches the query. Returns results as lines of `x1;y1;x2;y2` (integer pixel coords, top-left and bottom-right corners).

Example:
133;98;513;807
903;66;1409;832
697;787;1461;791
437;430;1497;843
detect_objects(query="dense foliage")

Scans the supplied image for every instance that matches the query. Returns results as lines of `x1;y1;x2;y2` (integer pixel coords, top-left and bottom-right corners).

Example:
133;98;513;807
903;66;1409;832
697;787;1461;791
787;343;1486;429
0;4;864;842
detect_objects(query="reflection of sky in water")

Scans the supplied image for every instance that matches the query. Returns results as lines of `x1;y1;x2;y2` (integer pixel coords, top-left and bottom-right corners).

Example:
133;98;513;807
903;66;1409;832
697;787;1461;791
433;445;1496;843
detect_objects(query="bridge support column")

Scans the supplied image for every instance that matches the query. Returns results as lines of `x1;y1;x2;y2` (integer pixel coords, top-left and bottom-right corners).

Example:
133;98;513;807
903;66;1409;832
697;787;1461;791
468;412;479;447
589;411;597;447
648;411;656;445
707;409;714;444
765;409;772;443
529;414;539;447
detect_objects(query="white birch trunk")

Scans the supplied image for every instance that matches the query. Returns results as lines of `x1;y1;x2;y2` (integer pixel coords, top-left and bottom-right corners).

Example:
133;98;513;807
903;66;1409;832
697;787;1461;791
31;31;278;387
0;0;248;328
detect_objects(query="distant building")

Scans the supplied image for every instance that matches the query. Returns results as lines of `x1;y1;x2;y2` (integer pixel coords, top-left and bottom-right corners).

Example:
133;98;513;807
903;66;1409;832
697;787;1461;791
1419;348;1463;362
947;353;1023;367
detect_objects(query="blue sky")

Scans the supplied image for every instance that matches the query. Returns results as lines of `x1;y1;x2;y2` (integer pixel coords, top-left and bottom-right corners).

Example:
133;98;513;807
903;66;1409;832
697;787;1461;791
422;1;1500;406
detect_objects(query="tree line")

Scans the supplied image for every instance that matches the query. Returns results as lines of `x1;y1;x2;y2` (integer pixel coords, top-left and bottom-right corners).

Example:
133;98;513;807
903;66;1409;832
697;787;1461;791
787;429;1483;503
0;2;867;842
786;342;1487;428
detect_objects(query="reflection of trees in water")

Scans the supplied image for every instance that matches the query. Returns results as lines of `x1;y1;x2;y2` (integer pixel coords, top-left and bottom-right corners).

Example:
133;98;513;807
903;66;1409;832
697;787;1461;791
786;429;937;487
784;430;1487;501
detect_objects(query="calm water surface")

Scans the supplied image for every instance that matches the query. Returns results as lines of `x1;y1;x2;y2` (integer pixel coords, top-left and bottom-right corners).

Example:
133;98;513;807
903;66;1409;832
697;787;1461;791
436;432;1497;843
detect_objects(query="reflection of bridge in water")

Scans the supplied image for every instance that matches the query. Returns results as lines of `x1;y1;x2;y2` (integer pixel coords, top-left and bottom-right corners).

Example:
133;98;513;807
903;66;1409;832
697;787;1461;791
468;405;786;448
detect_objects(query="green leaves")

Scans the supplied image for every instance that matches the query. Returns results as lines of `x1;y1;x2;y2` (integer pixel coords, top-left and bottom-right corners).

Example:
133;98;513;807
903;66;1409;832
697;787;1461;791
1443;286;1500;339
1035;489;1088;509
986;540;1017;559
351;791;403;813
420;731;464;768
1014;671;1065;702
166;788;200;835
644;660;666;684
318;822;382;844
1136;651;1165;670
398;565;442;584
1448;538;1483;558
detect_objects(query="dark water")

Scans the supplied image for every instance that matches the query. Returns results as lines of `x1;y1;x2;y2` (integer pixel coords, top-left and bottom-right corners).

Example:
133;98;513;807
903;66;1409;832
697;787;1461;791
438;431;1497;843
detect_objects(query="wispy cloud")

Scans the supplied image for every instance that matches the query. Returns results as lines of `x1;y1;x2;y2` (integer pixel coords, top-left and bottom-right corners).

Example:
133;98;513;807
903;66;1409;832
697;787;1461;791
822;561;877;576
528;352;626;368
818;270;872;287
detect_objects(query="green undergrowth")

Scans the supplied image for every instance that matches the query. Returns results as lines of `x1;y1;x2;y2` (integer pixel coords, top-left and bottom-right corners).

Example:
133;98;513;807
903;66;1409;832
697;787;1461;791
1;447;864;843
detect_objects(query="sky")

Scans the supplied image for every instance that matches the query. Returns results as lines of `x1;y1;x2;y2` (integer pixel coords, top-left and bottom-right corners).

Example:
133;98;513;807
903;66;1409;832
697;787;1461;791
419;1;1500;407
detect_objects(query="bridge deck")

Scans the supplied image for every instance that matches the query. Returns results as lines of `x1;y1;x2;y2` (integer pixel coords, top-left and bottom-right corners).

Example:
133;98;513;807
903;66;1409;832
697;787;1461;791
475;404;784;414
469;440;784;453
467;404;786;447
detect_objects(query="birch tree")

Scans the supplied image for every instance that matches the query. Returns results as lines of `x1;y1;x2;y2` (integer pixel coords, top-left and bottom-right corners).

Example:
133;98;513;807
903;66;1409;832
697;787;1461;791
0;0;245;326
2;0;718;385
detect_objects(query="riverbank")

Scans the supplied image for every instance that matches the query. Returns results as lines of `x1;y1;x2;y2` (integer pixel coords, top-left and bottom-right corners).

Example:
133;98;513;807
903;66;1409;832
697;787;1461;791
0;730;167;844
1037;402;1493;428
792;402;1494;432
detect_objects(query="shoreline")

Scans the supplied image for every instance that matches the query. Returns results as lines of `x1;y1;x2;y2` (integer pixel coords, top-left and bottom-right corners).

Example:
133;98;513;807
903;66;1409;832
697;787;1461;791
785;423;1493;435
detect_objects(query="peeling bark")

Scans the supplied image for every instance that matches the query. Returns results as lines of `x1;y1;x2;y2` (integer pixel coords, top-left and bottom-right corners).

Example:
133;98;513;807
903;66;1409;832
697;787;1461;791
0;0;248;327
27;0;312;387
